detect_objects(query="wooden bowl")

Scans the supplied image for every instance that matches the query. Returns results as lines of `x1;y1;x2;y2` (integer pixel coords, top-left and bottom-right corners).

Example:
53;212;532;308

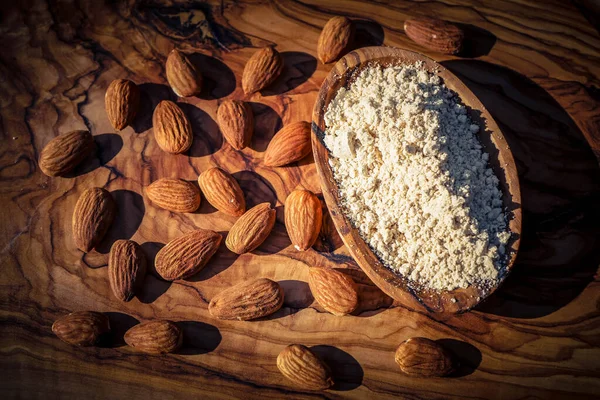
311;47;522;313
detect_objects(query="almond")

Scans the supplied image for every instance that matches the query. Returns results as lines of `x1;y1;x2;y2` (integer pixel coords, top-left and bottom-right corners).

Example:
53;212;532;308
165;49;202;97
404;18;464;55
208;278;284;320
152;100;193;154
225;202;276;254
277;344;334;390
155;229;222;281
39;130;95;177
198;167;245;216
242;46;283;94
72;187;116;252
105;79;140;130
108;239;147;302
52;311;110;347
308;267;358;316
216;100;254;150
264;121;312;167
395;337;454;377
285;189;323;251
317;16;353;64
146;178;201;213
124;320;182;354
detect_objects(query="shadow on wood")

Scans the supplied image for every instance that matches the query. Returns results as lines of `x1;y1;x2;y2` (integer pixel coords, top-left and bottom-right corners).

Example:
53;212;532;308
133;83;177;133
64;133;123;177
456;23;496;58
139;241;171;304
249;102;282;152
437;338;482;378
188;53;236;100
176;321;222;355
95;190;145;254
262;51;317;96
180;103;222;157
351;20;385;51
311;345;363;391
186;235;239;282
102;312;140;348
233;170;277;208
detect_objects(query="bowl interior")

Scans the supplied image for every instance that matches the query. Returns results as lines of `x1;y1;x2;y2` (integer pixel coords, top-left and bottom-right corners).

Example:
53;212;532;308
311;46;522;313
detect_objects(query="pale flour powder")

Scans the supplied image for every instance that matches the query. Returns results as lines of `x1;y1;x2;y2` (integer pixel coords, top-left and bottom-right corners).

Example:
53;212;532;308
324;62;510;291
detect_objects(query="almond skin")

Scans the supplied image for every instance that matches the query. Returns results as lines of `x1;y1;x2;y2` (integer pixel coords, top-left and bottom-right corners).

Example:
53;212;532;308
198;167;245;216
39;130;95;177
277;344;334;390
52;311;110;347
395;337;454;377
124;320;182;354
166;49;202;97
105;79;140;130
317;16;353;64
217;100;254;150
404;18;464;55
308;267;358;316
225;202;276;254
72;187;116;252
155;229;222;281
146;178;201;213
264;121;312;167
108;240;147;302
152;100;193;154
242;46;284;94
285;190;323;251
208;278;284;321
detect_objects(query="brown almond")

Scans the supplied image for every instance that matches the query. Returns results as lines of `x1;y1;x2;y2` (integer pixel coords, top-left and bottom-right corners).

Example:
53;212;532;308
317;16;353;64
124;320;182;354
277;344;334;390
217;100;254;150
152;100;193;154
242;46;283;94
108;239;147;302
105;79;140;130
308;267;358;316
155;229;222;281
39;130;95;177
146;178;201;213
165;49;202;97
264;121;312;167
285;189;323;251
395;337;454;377
208;278;284;321
404;18;464;55
72;187;116;252
225;202;276;254
198;167;245;216
52;311;110;347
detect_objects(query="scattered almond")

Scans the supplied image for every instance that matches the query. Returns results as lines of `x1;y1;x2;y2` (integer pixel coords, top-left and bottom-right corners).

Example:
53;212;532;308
404;17;465;55
198;167;245;216
155;229;222;281
105;79;140;130
264;121;312;167
225;202;276;254
52;311;110;347
317;16;353;64
277;344;334;390
217;100;254;150
308;267;358;316
39;130;95;177
208;278;284;320
152;100;193;154
146;178;201;213
72;187;116;252
395;337;454;377
242;46;283;94
285;189;323;251
165;49;202;97
124;320;182;354
108;239;147;302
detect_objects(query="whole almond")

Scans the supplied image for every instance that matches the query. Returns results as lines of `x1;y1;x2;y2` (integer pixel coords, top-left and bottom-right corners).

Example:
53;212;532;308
225;202;276;254
39;130;95;177
277;344;334;390
317;16;353;64
404;18;464;55
166;49;202;97
124;320;182;354
395;337;454;377
208;278;284;320
108;239;147;302
285;189;323;251
155;229;222;281
52;311;110;347
146;178;201;213
308;267;358;316
242;46;283;94
217;100;254;150
152;100;193;154
198;167;245;216
264;121;312;167
72;187;116;252
105;79;140;130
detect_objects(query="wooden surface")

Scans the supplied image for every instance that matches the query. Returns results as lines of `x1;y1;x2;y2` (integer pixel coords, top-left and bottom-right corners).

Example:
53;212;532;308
1;0;600;399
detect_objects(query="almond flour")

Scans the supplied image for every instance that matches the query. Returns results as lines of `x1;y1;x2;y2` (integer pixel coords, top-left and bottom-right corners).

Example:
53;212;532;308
324;62;510;291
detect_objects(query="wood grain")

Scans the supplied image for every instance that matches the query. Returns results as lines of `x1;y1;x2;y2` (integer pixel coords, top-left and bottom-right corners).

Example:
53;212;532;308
1;0;599;399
